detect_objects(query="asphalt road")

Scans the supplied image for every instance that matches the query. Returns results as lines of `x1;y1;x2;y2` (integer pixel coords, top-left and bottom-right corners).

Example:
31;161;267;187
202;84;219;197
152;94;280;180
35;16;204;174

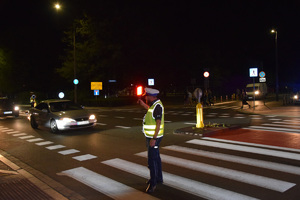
1;100;300;200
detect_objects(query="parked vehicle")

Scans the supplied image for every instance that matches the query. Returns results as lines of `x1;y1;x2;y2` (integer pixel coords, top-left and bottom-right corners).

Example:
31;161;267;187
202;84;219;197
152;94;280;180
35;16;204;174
245;83;267;100
0;97;19;117
28;99;96;133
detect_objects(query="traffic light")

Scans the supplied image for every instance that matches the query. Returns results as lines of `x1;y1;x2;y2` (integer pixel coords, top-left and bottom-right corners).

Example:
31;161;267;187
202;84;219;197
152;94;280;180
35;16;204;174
137;86;143;96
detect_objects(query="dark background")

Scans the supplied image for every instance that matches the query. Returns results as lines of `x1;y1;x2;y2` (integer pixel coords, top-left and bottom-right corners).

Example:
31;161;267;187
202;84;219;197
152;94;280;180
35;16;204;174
0;0;299;98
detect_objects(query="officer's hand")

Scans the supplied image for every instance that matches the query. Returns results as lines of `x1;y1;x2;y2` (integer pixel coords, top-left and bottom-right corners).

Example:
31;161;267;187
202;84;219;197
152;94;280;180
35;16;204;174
150;139;156;147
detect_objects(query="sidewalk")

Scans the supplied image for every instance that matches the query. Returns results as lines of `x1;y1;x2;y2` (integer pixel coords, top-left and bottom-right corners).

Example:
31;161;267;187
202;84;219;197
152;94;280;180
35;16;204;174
0;150;84;200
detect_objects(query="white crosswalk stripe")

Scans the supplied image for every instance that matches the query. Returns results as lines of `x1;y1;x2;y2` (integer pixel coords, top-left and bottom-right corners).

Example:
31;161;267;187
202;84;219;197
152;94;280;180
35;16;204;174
57;138;300;199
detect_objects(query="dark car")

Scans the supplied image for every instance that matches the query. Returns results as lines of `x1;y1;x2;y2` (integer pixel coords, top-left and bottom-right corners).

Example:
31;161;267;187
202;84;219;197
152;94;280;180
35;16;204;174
28;99;97;133
0;97;19;117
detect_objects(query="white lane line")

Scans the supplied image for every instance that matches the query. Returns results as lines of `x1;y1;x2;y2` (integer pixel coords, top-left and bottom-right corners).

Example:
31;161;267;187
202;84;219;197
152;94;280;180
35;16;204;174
283;119;300;122
203;137;300;153
36;141;54;146
188;139;300;160
58;149;80;155
234;116;245;119
136;151;295;192
262;123;300;129
13;133;27;137
163;145;300;175
133;118;143;120
58;167;158;200
98;115;108;117
7;131;20;134
268;119;282;121
184;122;196;125
164;120;172;123
115;126;131;129
251;118;263;120
96;123;107;126
115;116;125;119
46;145;66;150
1;129;14;132
72;154;97;161
245;125;300;134
19;135;35;139
27;138;44;142
266;115;277;118
272;122;300;128
103;158;258;200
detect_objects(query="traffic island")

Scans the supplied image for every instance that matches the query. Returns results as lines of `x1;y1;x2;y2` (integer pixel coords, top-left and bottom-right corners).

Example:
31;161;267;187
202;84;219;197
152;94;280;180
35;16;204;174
173;123;240;138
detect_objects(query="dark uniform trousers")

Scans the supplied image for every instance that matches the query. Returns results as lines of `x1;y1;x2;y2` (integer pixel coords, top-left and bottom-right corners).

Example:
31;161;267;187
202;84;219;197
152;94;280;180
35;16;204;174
146;137;163;186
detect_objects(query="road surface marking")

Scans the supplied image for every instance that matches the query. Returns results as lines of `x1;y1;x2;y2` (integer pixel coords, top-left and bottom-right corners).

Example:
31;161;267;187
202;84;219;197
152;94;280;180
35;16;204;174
115;116;125;119
36;141;54;146
163;145;300;175
136;151;295;192
58;149;80;155
103;158;258;200
262;123;300;129
246;125;300;134
1;129;14;132
7;131;20;134
189;139;300;160
12;133;27;136
58;167;158;200
115;126;131;129
72;154;97;161
19;135;35;139
96;123;107;126
27;138;44;142
204;137;300;153
46;145;66;150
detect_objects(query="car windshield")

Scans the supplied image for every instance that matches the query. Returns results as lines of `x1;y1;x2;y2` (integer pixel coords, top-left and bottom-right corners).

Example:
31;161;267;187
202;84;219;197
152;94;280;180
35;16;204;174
49;101;82;112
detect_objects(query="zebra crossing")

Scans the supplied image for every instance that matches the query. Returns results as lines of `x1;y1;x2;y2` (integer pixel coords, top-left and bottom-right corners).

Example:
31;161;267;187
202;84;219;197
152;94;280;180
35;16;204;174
245;118;300;134
58;138;300;199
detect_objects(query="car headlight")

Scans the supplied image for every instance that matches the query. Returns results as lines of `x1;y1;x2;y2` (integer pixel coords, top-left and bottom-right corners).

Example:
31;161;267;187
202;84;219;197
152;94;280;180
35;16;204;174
294;95;298;100
254;91;259;95
61;118;76;123
89;114;96;120
14;106;19;111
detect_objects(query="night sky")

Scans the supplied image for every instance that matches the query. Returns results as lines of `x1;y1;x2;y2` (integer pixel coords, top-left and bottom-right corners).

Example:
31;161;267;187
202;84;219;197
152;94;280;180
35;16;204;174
1;0;300;95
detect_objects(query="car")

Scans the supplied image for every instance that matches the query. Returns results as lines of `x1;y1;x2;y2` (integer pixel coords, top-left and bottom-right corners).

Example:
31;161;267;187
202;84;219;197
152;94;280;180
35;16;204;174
28;99;97;133
0;97;19;118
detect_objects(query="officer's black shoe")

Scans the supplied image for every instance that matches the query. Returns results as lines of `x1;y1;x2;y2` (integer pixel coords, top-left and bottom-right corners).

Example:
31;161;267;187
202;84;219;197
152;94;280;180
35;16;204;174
146;184;156;193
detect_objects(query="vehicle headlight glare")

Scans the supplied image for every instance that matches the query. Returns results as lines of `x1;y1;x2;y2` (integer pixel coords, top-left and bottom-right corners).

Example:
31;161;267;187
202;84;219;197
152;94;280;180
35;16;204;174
89;114;96;120
61;118;75;123
14;106;19;111
254;91;259;95
294;95;298;100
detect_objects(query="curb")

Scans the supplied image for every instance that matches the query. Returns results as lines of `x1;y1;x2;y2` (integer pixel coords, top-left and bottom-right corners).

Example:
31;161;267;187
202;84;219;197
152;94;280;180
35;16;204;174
173;125;241;137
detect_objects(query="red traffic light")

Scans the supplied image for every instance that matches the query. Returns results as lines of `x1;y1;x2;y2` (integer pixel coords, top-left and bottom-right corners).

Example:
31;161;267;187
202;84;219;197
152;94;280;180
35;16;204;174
137;86;143;96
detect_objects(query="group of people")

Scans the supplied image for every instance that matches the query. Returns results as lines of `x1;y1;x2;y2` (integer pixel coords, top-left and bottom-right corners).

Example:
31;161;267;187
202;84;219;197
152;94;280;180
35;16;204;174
184;89;214;106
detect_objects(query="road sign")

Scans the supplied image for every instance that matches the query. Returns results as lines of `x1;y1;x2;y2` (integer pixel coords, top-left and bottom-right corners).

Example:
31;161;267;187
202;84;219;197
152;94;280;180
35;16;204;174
94;90;99;96
259;78;266;82
259;71;266;78
91;82;102;90
148;79;154;86
249;68;258;77
73;79;79;85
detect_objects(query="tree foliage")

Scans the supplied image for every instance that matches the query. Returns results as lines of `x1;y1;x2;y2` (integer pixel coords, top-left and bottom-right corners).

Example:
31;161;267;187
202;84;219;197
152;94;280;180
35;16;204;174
58;14;122;90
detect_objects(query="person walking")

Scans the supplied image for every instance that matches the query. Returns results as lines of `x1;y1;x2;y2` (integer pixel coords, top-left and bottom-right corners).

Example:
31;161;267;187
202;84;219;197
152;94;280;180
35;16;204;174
241;89;250;109
137;88;164;193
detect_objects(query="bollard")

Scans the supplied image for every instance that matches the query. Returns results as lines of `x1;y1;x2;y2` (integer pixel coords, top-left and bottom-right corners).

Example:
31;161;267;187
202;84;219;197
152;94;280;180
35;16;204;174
196;103;204;128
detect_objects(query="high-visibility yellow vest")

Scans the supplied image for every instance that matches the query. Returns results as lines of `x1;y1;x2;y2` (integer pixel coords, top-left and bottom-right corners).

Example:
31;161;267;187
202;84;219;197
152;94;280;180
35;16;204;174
143;100;164;138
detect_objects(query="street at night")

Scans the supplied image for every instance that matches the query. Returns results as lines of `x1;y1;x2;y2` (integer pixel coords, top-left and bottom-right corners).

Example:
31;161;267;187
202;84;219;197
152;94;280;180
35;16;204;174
1;100;300;199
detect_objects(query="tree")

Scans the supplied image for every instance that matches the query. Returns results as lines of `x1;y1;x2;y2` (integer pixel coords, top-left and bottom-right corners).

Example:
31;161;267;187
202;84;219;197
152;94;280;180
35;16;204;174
57;14;122;95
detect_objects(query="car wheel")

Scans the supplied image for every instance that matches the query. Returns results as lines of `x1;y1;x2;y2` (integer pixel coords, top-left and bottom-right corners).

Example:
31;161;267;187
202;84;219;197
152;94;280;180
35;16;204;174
50;119;59;133
30;116;38;129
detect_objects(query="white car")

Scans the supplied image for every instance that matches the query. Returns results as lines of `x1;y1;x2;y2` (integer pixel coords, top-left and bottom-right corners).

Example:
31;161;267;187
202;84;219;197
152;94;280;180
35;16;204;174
28;99;96;133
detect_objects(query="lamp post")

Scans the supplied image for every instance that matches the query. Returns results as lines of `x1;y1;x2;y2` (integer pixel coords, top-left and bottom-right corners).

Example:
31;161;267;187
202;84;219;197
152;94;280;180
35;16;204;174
271;29;279;101
73;25;77;103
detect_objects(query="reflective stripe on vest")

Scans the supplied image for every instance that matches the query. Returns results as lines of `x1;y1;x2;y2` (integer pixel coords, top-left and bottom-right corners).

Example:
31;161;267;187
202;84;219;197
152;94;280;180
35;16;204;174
143;100;164;138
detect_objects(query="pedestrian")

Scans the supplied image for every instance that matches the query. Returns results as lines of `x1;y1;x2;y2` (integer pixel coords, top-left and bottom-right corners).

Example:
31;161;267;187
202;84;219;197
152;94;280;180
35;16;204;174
241;89;250;109
137;87;164;193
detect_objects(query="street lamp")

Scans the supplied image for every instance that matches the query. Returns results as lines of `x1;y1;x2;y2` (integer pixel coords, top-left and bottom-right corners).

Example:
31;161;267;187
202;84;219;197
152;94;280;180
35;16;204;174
271;29;279;101
54;3;61;10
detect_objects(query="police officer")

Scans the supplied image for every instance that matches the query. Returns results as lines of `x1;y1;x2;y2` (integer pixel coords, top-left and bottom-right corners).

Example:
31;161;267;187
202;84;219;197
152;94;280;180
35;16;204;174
30;94;36;107
138;88;164;193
